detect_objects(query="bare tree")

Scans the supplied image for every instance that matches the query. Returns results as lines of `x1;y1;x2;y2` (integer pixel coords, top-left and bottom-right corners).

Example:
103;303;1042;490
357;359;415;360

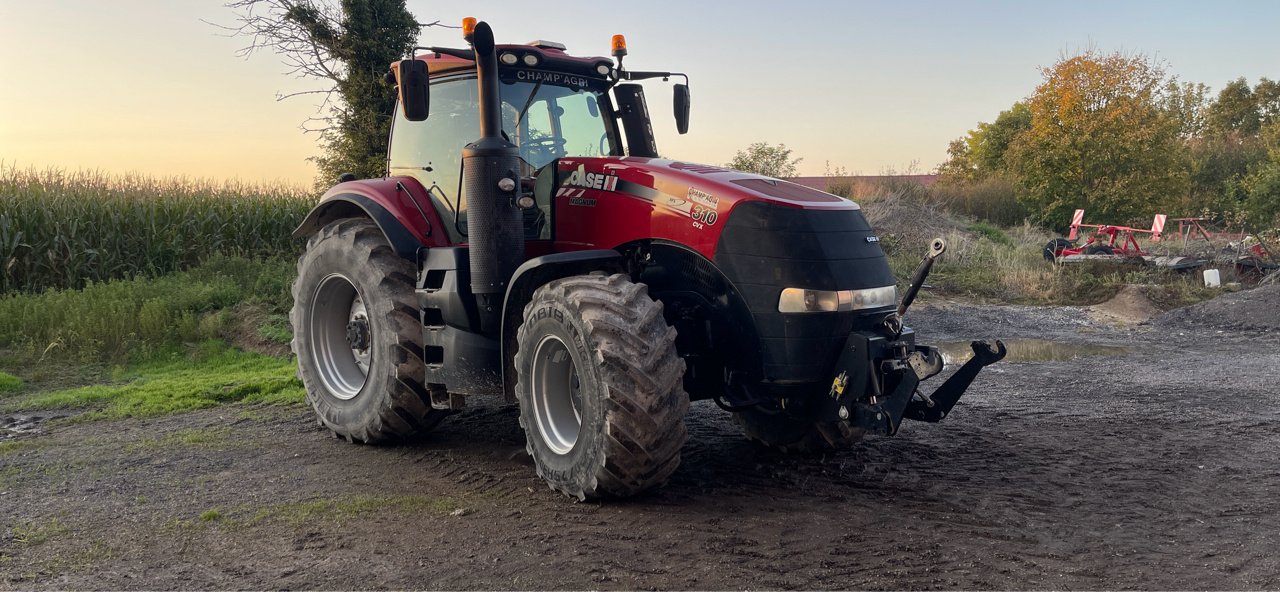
210;0;455;183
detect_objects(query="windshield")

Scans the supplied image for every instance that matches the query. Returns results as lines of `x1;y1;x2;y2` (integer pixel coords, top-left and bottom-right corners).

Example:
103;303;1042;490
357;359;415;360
500;81;611;170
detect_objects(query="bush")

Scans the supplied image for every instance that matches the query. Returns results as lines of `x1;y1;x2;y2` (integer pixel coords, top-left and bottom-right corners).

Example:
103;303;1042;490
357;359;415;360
967;222;1014;246
0;255;295;362
930;177;1027;227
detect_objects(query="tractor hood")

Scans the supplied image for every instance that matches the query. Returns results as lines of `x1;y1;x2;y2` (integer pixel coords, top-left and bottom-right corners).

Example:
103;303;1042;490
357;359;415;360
551;156;895;386
559;156;856;212
553;156;867;260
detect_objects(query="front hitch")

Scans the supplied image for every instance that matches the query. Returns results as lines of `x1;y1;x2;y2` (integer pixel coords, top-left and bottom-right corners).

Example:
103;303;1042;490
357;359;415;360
903;339;1006;423
821;236;1006;436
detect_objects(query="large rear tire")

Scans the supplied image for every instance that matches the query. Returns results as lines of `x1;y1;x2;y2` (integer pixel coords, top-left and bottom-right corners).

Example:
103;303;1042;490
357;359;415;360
514;273;688;500
291;218;447;443
734;406;865;454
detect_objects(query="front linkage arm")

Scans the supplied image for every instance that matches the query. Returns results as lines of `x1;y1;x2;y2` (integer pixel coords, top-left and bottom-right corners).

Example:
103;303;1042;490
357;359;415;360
904;339;1006;423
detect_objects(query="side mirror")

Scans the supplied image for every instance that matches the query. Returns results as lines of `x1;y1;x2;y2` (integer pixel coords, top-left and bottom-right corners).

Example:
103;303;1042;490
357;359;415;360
673;83;690;134
396;59;430;121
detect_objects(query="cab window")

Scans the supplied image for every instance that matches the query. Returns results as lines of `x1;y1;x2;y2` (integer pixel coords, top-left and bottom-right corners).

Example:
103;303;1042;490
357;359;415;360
388;76;479;243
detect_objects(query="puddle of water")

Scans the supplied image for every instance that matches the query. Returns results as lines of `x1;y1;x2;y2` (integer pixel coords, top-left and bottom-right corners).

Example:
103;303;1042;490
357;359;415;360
934;339;1128;365
0;414;55;440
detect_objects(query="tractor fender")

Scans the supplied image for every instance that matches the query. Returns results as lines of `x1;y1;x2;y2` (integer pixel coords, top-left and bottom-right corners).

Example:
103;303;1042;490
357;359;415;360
499;249;627;400
293;177;448;260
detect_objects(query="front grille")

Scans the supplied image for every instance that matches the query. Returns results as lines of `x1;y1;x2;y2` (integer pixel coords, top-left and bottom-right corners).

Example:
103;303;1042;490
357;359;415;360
714;201;895;383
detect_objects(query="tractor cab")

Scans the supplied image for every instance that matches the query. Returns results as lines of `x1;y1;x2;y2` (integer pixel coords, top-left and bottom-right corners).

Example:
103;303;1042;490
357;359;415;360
386;38;678;243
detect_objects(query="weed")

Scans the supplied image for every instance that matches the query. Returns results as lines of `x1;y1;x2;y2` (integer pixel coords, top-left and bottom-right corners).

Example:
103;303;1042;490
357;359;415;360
0;371;21;393
125;427;235;452
0;440;38;455
245;496;464;526
164;495;464;533
2;341;304;419
12;517;69;546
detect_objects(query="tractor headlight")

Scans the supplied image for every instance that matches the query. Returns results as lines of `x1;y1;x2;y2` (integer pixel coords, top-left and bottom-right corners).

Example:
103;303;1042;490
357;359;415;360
777;286;897;313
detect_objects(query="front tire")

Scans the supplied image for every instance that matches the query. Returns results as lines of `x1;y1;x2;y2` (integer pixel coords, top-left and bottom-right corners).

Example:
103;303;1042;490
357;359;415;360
514;273;688;500
291;218;447;443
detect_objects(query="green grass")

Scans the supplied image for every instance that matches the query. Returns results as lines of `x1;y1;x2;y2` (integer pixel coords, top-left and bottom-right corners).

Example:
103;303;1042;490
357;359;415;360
0;165;311;293
0;370;21;393
256;313;294;345
0;255;294;362
12;517;69;546
171;495;466;532
0;440;40;455
125;426;236;452
967;221;1015;246
2;341;303;420
255;496;464;524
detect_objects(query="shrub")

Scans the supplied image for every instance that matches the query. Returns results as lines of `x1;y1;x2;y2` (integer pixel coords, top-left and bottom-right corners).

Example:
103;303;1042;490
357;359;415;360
929;177;1027;227
0;255;294;362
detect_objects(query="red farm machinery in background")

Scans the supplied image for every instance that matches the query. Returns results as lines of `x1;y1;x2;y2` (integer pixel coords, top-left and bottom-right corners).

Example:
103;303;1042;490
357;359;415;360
1044;209;1277;273
1043;209;1167;260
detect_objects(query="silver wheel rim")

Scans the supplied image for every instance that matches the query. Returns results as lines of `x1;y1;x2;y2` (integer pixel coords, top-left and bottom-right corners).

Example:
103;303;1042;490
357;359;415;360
309;273;370;400
530;334;584;455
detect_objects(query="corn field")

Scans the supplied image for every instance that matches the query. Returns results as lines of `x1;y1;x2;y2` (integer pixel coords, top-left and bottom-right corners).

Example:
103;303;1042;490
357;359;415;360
0;165;314;293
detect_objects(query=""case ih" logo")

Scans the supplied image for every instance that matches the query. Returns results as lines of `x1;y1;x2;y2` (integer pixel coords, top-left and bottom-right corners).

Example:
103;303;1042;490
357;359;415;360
565;164;618;191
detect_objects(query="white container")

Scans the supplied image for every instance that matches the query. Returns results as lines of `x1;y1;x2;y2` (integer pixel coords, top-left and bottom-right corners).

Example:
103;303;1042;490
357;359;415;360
1203;268;1221;288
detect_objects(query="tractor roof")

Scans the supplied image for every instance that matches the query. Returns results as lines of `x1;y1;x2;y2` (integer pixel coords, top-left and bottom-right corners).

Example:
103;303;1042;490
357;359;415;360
410;44;613;78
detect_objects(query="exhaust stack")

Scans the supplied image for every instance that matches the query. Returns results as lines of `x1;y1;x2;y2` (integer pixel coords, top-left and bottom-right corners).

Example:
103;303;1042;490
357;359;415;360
464;21;524;334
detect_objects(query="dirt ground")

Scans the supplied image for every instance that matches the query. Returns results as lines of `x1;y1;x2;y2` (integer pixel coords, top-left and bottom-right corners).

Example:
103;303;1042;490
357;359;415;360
3;292;1279;590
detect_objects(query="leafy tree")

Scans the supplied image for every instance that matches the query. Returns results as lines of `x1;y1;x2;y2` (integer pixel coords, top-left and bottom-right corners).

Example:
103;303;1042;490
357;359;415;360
1206;78;1261;135
969;103;1032;176
726;142;802;178
1185;134;1266;216
1256;78;1280;127
219;0;442;185
1185;78;1279;220
937;103;1030;183
1004;50;1188;227
934;138;976;182
1239;120;1280;226
1164;81;1211;138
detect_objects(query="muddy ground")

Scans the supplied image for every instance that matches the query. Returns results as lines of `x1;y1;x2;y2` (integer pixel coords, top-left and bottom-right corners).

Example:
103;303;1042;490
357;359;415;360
2;293;1279;590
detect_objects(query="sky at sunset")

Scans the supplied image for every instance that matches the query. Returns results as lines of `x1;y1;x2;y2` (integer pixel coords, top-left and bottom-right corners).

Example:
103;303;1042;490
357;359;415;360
2;0;1278;186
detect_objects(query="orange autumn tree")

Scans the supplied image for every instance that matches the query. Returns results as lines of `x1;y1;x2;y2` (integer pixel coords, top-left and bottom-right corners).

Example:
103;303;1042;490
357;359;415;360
1006;50;1189;226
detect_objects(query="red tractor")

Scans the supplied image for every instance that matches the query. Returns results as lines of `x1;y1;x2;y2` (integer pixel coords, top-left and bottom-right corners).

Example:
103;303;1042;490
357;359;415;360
290;19;1005;500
